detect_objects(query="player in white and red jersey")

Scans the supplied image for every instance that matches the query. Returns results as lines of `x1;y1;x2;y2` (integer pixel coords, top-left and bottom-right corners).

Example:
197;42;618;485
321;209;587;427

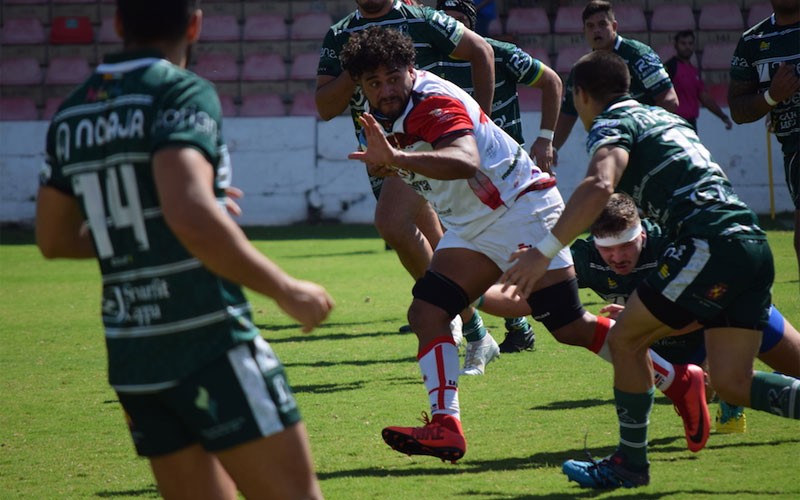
343;26;580;462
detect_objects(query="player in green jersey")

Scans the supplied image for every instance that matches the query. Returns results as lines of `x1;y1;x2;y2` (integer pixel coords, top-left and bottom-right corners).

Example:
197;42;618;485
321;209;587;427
317;0;504;374
500;50;800;489
36;1;334;498
729;0;800;283
552;0;678;159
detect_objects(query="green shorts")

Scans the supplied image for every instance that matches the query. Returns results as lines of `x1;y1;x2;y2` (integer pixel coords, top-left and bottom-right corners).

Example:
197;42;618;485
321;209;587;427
118;337;301;457
639;235;773;331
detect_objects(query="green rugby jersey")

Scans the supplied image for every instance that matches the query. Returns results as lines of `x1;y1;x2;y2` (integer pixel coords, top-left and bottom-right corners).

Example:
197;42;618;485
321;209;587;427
41;50;259;393
562;35;673;116
587;98;764;240
571;219;664;303
318;1;464;137
423;38;545;144
730;15;800;156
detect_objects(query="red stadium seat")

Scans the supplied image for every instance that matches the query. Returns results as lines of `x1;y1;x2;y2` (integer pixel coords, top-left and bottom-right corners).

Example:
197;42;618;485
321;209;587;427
701;42;738;70
517;86;542;112
0;96;39;120
200;14;240;42
553;6;583;34
97;17;120;44
706;83;729;108
50;15;94;44
290;12;332;40
505;7;550;36
1;18;46;44
193;53;239;82
45;56;92;85
554;45;589;74
747;2;773;27
289;52;319;81
698;3;744;31
43;97;64;120
241;53;287;81
243;14;288;41
288;90;319;117
0;57;43;85
240;93;286;117
650;4;696;32
613;4;647;33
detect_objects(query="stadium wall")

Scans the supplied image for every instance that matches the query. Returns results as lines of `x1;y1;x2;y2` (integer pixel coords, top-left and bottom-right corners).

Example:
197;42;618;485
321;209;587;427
0;110;792;227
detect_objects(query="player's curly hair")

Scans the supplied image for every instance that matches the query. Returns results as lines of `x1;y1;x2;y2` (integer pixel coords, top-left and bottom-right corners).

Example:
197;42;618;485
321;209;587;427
590;193;640;238
340;26;417;81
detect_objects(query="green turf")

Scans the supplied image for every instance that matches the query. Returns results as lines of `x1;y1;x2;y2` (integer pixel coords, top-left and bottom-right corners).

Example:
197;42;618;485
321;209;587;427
1;224;798;499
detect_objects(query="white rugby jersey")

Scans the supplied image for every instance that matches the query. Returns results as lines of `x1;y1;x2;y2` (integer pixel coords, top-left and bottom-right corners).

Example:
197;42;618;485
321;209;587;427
367;69;553;239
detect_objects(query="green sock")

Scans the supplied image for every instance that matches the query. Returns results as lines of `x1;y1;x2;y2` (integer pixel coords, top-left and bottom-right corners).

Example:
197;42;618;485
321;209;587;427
614;386;654;469
504;317;530;331
750;371;800;419
463;311;486;343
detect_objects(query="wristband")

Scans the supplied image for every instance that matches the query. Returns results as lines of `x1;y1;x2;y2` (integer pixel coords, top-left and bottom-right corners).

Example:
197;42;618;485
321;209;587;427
538;128;554;141
535;232;563;259
764;90;779;107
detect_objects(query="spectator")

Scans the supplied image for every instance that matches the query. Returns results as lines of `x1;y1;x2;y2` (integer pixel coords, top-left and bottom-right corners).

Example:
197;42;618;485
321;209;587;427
663;30;733;131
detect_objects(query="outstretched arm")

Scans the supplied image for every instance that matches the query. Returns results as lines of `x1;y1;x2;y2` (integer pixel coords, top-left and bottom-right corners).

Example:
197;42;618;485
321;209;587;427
529;64;562;173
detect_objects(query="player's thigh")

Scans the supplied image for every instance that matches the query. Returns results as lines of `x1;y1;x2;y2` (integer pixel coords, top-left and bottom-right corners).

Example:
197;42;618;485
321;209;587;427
215;422;321;500
431;242;503;301
375;177;426;226
610;291;678;352
704;327;761;403
149;445;237;500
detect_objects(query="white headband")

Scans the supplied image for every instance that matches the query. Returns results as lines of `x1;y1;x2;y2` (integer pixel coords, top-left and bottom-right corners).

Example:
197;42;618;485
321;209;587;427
593;223;643;247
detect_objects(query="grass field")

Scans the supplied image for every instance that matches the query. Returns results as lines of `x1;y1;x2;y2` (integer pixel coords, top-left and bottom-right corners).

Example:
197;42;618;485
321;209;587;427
1;223;798;499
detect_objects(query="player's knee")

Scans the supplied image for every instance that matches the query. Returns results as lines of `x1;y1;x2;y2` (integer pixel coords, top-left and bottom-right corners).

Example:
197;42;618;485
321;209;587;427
411;270;469;319
707;372;751;407
527;278;586;333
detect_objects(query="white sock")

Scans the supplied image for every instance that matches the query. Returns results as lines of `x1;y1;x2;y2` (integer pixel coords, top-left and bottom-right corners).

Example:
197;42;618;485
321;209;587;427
650;349;676;392
418;338;461;419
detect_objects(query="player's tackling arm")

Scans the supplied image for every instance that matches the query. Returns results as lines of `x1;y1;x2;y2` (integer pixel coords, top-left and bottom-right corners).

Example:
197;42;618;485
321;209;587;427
154;146;333;332
653;87;679;113
450;29;495;113
316;73;357;121
35;186;96;259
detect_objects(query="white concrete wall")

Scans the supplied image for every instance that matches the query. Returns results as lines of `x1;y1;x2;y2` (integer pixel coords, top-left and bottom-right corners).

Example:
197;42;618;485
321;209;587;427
0;109;792;227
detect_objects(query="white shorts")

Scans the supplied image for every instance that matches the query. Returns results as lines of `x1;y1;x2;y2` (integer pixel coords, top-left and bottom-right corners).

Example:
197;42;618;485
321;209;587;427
436;187;573;273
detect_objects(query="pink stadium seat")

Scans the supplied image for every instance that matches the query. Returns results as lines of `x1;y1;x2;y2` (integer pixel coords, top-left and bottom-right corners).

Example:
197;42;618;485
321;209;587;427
650;4;696;32
51;15;94;44
193;53;239;82
45;56;92;85
487;18;503;37
289;90;319;117
747;3;773;27
0;57;43;85
289;52;319;80
706;83;729;108
555;45;589;74
243;14;288;41
0;97;39;120
701;42;738;70
290;12;332;40
517;86;542;112
43;97;64;120
97;17;120;44
240;93;286;117
505;7;550;35
218;94;237;117
200;15;240;42
553;6;584;34
520;46;551;66
1;18;46;45
241;53;287;81
698;3;744;31
613;5;647;33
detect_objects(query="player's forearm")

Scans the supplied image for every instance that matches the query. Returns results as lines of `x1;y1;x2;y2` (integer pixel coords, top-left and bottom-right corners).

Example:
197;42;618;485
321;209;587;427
391;147;479;180
551;175;614;247
35;187;96;259
728;92;772;124
553;113;577;151
315;74;357;121
468;41;495;113
699;93;728;121
536;68;562;132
